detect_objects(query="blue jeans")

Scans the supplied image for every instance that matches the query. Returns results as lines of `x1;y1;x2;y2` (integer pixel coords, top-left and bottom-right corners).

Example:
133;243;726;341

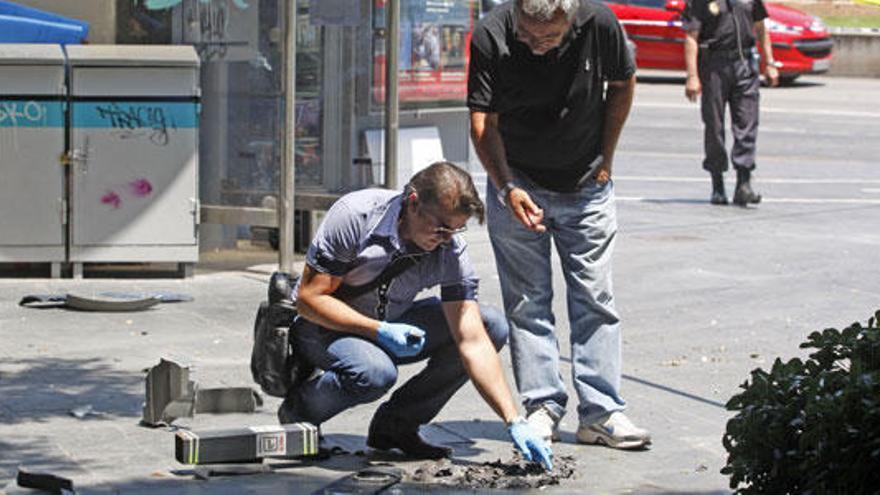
285;298;508;429
487;174;625;425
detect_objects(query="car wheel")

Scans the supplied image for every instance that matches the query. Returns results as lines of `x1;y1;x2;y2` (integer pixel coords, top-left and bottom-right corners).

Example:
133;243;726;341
778;74;799;86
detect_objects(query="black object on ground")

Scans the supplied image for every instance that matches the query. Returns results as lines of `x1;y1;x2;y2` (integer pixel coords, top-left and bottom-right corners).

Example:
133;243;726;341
17;467;75;494
411;452;577;490
313;466;403;495
192;463;273;480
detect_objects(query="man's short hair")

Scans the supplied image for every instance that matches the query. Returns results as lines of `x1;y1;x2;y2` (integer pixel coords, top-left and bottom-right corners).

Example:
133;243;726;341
517;0;578;21
406;161;485;224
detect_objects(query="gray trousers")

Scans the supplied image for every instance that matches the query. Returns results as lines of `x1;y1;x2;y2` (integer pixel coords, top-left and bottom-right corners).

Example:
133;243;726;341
700;57;761;174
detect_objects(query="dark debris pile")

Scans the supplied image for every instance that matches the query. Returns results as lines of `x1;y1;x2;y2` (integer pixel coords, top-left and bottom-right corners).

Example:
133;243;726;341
410;452;577;490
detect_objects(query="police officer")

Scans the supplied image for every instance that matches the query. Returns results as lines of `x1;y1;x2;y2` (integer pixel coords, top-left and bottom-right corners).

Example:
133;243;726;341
683;0;779;206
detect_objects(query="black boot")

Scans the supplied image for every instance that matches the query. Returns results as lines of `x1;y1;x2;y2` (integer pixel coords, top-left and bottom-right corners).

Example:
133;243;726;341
710;172;728;205
367;415;452;459
733;168;762;206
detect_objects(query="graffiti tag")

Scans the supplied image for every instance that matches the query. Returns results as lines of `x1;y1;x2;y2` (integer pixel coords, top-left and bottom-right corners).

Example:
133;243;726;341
196;2;229;61
95;103;174;146
100;179;155;210
0;101;45;126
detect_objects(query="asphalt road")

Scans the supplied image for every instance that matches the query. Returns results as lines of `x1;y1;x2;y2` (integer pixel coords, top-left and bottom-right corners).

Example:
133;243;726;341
1;74;878;494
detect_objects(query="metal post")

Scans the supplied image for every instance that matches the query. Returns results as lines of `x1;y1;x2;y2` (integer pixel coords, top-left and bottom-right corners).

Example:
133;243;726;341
279;0;298;273
383;0;400;189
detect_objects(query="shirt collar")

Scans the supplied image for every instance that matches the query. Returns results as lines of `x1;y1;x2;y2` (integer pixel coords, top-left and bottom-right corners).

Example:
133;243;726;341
366;193;407;252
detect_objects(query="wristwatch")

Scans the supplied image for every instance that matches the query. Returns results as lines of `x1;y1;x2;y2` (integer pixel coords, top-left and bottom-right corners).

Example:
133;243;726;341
497;181;516;207
767;60;783;69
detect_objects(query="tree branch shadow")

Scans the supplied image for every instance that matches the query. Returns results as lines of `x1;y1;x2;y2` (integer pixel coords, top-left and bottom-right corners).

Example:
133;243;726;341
0;357;144;425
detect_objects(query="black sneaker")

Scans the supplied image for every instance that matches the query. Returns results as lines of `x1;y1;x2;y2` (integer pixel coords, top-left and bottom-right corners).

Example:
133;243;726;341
366;418;452;459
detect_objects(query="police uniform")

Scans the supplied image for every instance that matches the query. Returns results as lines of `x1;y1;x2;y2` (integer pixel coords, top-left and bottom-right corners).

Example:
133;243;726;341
683;0;768;205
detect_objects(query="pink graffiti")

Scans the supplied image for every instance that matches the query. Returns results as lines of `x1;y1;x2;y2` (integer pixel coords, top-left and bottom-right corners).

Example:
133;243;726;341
129;178;154;198
101;191;121;209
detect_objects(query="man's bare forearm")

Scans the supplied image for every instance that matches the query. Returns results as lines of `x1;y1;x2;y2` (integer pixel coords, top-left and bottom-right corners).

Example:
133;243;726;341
297;294;380;338
297;266;380;338
601;75;636;173
459;337;519;422
470;111;513;189
755;21;773;63
685;32;700;78
449;302;519;423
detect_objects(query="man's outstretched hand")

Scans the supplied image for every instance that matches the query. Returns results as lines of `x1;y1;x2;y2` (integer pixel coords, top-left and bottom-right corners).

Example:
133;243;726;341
508;417;553;471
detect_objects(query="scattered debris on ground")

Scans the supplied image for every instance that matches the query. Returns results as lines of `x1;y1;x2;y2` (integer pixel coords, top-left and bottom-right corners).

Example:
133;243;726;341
410;452;577;490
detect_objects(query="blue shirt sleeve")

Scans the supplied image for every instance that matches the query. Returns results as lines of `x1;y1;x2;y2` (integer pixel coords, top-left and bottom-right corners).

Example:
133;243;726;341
305;199;361;276
439;238;479;302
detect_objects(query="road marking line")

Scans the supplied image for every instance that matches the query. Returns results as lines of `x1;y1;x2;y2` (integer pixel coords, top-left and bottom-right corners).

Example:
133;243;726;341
862;188;880;194
615;150;877;167
617;196;880;205
615;175;880;185
635;102;880;119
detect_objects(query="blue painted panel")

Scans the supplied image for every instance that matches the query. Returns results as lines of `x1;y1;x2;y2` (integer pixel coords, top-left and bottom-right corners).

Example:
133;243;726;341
72;101;199;129
0;100;64;128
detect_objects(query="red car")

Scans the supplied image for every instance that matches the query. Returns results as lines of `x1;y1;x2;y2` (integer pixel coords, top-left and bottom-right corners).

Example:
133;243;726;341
604;0;833;84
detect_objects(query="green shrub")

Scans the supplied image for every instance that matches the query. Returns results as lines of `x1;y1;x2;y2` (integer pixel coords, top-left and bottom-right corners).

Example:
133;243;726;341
721;310;880;494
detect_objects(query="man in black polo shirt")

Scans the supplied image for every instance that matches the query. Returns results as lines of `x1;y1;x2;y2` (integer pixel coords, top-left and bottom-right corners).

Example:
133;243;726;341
683;0;779;206
468;0;650;450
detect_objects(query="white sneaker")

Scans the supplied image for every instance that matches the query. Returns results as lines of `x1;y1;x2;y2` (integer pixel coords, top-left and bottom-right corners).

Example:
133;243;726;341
526;406;561;444
576;412;651;450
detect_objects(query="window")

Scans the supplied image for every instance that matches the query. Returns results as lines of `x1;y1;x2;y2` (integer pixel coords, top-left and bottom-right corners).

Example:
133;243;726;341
630;0;668;9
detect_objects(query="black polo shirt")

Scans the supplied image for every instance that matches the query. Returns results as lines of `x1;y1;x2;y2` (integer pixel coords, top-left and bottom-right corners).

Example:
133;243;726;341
467;0;635;191
682;0;768;53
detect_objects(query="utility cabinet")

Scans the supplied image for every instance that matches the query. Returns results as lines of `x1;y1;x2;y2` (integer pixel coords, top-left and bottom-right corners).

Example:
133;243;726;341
65;45;200;276
0;44;67;277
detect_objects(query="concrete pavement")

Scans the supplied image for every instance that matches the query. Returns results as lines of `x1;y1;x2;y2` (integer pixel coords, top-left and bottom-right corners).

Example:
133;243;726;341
1;74;879;494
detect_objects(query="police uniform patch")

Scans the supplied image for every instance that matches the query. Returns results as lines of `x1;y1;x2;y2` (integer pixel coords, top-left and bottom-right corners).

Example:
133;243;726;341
708;0;720;15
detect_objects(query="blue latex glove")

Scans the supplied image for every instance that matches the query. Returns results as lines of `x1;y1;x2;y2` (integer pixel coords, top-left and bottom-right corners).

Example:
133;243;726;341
508;417;553;471
376;322;426;358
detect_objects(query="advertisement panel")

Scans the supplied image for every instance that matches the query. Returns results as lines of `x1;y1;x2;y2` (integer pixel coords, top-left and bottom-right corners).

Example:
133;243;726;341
373;0;476;106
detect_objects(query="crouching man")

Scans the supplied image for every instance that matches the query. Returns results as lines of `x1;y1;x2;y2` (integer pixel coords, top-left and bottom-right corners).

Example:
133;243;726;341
279;161;552;469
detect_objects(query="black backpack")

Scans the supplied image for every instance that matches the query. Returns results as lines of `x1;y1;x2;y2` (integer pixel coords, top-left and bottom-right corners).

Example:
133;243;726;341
250;255;422;398
250;272;309;398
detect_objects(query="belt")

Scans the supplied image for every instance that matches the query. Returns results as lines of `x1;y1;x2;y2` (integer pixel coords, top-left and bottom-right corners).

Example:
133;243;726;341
701;48;746;62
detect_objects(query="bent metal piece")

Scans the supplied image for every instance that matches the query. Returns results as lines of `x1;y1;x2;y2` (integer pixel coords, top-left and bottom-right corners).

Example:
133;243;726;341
19;291;193;311
195;387;264;414
143;359;196;426
142;359;264;426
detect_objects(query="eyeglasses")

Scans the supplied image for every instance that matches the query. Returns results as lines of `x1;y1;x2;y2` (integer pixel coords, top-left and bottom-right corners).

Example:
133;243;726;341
433;224;468;237
514;12;570;52
418;204;468;238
